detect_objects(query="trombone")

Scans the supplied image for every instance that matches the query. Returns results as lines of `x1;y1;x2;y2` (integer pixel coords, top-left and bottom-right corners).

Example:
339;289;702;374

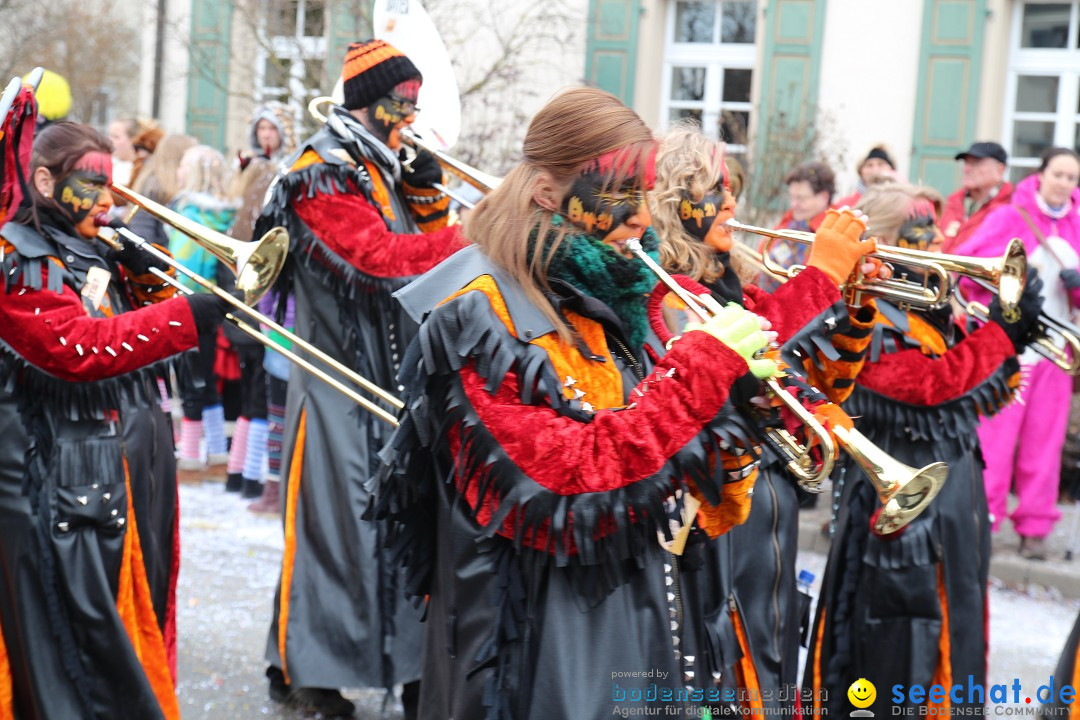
100;184;404;426
725;218;1027;314
628;238;948;534
307;96;500;207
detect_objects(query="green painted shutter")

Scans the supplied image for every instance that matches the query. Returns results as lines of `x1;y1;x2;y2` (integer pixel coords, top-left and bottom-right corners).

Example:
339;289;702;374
186;0;233;149
910;0;988;194
585;0;640;105
756;0;827;132
328;0;373;83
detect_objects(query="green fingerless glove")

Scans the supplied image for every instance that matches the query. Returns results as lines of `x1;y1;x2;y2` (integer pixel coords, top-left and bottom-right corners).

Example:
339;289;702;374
685;303;778;379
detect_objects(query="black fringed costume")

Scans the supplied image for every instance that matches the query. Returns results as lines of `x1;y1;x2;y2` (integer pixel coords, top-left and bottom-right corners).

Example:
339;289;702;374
0;217;199;719
801;299;1020;715
372;242;844;719
255;106;460;692
689;264;849;715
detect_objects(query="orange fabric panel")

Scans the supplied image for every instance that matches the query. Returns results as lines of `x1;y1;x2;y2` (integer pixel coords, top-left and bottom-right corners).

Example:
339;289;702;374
278;408;308;686
116;461;180;720
362;160;396;222
0;614;11;720
290;150;323;173
807;302;876;405
730;603;765;712
439;275;625;409
1071;631;1080;716
406;186;451;233
128;247;180;306
692;473;757;539
904;311;948;357
811;607;827;712
930;564;952;712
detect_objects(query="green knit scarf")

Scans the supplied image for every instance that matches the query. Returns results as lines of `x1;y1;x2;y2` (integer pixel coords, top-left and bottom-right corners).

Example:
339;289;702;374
537;215;660;349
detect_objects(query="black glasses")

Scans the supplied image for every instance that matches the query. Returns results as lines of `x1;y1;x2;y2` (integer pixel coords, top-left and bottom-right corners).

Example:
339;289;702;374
388;94;420;116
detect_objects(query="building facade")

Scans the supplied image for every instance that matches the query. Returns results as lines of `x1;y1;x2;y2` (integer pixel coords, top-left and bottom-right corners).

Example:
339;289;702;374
130;0;1078;198
589;0;1080;198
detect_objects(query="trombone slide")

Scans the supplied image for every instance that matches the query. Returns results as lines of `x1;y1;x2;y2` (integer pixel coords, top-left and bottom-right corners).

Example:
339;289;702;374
101;222;405;424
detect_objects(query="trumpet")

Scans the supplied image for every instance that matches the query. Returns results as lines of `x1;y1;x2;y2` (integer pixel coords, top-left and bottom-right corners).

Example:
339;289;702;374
725;218;1027;314
628;238;948;534
100;184;404;426
954;278;1080;374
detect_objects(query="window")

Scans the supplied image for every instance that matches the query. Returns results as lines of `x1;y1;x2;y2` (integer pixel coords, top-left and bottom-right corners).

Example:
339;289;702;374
1005;2;1080;182
661;1;757;153
257;0;328;136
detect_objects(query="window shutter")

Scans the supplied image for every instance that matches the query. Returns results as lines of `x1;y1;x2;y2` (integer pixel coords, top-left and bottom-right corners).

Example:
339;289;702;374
186;0;234;149
585;0;641;105
756;0;827;130
910;0;989;194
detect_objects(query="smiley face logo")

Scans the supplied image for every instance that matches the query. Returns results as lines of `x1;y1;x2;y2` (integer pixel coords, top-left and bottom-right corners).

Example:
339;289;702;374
848;678;876;709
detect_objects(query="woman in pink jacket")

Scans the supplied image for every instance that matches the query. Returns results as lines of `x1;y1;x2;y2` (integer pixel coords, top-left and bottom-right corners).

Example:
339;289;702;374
956;146;1080;559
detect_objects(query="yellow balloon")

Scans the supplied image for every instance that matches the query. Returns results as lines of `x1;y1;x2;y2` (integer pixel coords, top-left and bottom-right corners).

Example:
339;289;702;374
25;69;72;121
847;678;877;709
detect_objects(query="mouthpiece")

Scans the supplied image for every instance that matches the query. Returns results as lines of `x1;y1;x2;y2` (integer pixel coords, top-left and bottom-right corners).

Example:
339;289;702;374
625;237;642;253
724;218;746;230
94;213;119;229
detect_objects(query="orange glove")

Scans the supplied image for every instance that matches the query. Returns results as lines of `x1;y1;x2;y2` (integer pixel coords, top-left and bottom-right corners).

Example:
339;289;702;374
811;402;855;461
806;208;876;286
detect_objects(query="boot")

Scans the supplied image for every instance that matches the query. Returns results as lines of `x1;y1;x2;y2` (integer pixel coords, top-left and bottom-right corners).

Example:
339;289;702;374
241;477;264;499
225;473;243;492
248;479;281;515
1019;535;1048;561
402;680;420;720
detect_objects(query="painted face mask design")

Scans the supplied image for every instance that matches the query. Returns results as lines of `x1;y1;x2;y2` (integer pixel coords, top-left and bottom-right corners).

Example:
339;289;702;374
680;186;726;243
370;78;421;146
562;162;647;240
55;151;112;225
897;198;939;251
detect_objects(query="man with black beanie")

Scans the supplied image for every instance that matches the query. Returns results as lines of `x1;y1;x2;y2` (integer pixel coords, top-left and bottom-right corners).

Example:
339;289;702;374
256;39;464;718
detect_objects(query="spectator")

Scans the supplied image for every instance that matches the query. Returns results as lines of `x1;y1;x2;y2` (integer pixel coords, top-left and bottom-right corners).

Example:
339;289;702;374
759;161;835;291
108;116;158;186
169;145;238;483
128;133;199;248
940;141;1012;253
835;145;898;208
955;146;1080;560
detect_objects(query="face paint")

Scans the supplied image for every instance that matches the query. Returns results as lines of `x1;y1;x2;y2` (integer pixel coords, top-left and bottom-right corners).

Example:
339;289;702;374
680;161;735;251
55;151;113;228
562;162;648;241
370;96;405;145
369;78;421;148
896;198;939;251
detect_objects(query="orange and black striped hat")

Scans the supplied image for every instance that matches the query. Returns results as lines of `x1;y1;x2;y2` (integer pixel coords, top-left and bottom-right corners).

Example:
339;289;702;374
341;39;422;111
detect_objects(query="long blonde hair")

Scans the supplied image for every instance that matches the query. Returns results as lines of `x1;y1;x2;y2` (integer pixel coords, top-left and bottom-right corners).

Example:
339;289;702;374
652;124;726;283
176;144;232;201
464;86;655;343
855;182;943;245
132;133;198;204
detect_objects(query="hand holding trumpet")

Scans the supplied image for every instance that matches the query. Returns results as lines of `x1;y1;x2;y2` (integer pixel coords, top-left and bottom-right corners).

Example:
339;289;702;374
806;207;877;286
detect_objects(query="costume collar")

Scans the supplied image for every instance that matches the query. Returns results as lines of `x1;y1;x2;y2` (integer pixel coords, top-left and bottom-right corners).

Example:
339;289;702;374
395;244;557;343
328;104;402;182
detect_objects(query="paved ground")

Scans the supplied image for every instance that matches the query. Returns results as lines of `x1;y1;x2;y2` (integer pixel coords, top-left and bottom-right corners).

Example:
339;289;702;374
175;482;404;719
176;483;1080;719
